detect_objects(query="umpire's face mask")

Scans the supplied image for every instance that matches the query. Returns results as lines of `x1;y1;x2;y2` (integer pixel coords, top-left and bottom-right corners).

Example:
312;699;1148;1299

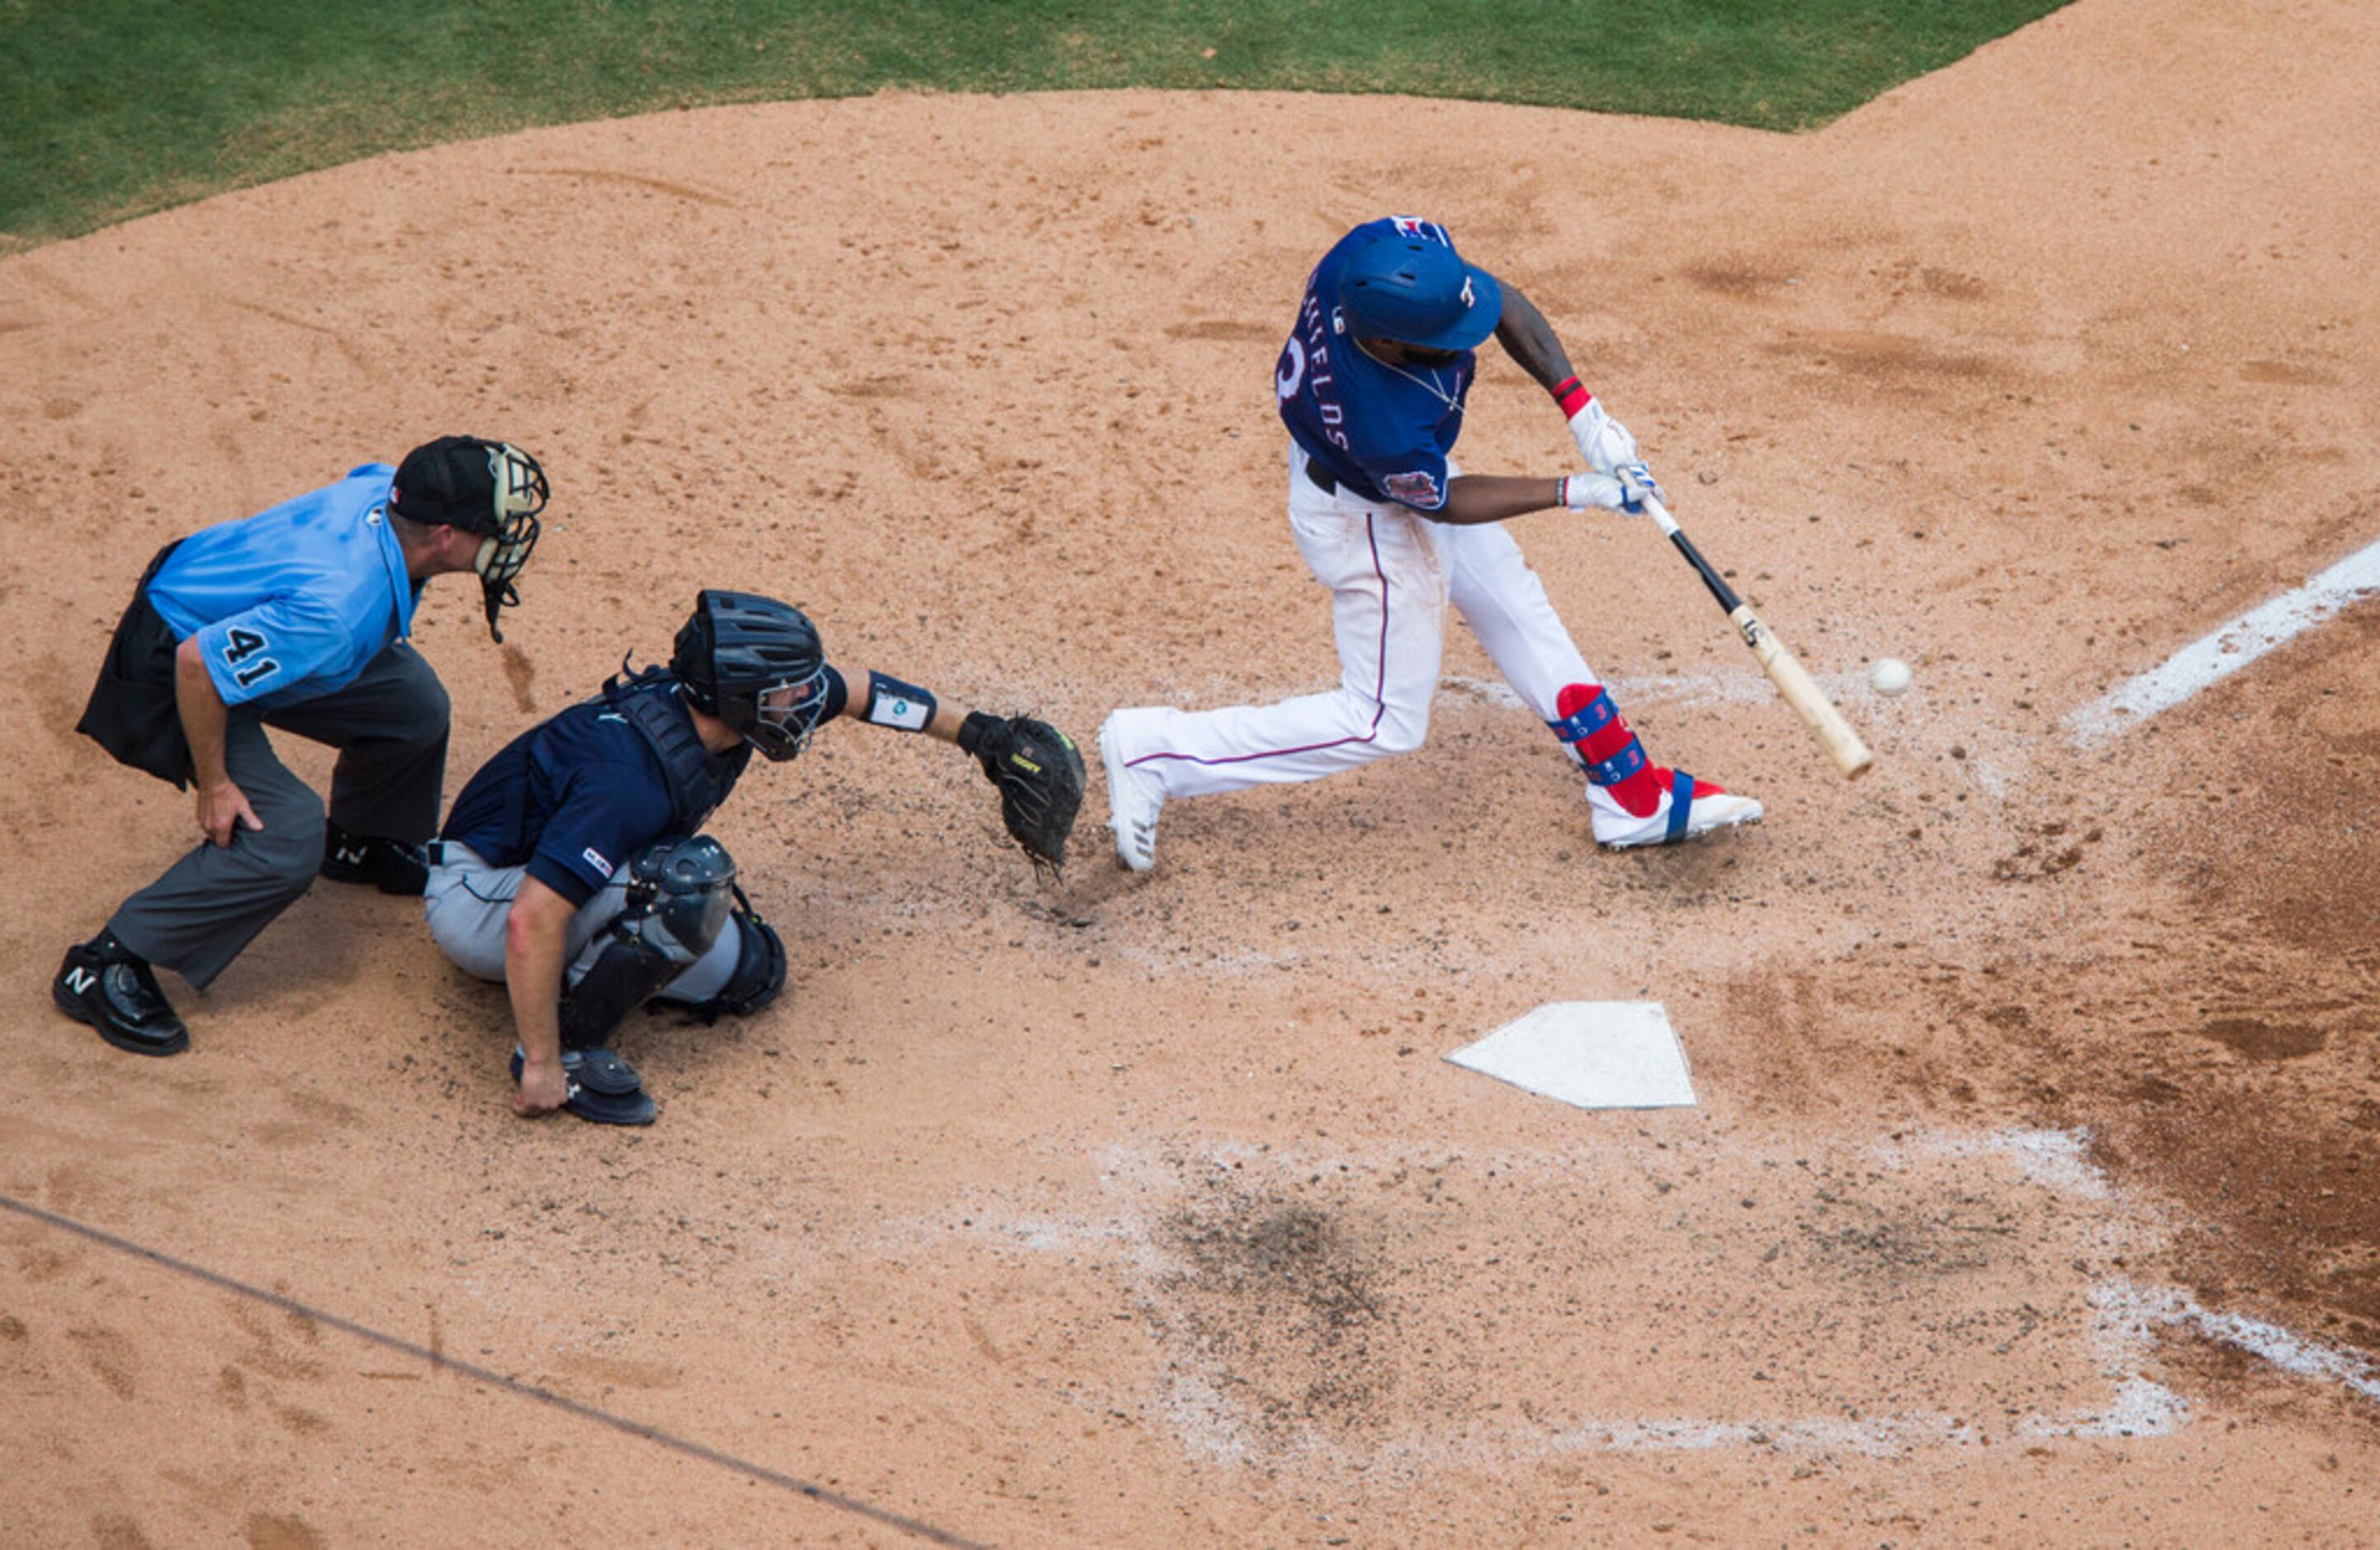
471;444;549;643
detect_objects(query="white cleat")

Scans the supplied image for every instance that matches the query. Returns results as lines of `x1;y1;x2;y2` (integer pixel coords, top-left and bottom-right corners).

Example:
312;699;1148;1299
1099;714;1164;873
1588;771;1763;849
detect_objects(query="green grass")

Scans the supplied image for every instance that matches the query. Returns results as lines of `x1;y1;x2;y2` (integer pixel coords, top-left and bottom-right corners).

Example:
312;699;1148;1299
0;1;2068;250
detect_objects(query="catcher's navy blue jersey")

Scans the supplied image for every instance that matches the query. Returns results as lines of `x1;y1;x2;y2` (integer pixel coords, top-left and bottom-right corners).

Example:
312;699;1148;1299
441;686;746;907
1275;218;1479;512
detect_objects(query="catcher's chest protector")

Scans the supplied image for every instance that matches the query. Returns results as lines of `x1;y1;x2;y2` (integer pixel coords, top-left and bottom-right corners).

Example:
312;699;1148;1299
603;670;751;834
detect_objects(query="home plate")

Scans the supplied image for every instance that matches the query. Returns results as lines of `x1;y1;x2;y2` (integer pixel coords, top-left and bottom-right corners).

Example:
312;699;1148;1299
1446;1002;1697;1109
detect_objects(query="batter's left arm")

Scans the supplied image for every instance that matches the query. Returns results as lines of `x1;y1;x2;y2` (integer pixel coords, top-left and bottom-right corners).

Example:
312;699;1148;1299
1489;281;1578;398
1495;277;1649;484
1434;279;1624;524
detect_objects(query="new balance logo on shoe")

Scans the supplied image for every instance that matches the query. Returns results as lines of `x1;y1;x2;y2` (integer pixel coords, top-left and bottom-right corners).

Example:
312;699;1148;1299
53;943;190;1056
319;832;430;896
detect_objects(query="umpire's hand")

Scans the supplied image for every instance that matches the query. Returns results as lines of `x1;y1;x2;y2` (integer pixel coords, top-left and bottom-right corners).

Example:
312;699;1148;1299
196;777;263;848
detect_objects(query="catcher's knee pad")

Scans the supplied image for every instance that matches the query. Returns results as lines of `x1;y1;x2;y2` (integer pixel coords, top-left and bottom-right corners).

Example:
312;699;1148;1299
558;835;738;1049
624;834;739;962
653;895;787;1023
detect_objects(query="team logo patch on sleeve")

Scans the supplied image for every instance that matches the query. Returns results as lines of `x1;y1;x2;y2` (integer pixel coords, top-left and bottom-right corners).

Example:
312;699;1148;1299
1384;470;1443;506
582;847;614;879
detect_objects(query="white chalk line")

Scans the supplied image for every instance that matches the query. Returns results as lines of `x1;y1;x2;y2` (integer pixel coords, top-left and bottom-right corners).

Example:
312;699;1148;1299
2066;535;2380;744
2108;1283;2380;1405
1457;532;2380;751
1885;1126;2113;1200
903;1128;2380;1465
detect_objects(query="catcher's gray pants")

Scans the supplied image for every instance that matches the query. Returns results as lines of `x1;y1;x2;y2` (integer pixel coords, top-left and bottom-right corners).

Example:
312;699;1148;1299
421;844;743;1006
110;644;449;990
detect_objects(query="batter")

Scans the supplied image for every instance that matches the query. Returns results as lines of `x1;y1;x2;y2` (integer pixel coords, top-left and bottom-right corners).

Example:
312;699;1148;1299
1098;217;1761;871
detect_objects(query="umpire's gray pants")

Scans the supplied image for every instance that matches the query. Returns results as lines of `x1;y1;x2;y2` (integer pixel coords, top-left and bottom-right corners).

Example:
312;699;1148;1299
421;844;742;1007
110;643;450;990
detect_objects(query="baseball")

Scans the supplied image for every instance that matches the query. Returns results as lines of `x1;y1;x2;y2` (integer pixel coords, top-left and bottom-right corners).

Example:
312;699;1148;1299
1870;657;1913;696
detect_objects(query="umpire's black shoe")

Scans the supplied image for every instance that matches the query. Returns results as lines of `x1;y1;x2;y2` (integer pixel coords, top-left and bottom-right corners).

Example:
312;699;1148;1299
320;823;430;896
54;933;189;1057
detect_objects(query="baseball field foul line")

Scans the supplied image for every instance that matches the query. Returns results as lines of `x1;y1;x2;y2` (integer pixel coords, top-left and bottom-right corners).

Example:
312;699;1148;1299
0;1193;987;1548
2065;533;2380;744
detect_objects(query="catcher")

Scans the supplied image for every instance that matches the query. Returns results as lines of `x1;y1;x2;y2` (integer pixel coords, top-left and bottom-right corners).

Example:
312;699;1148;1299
421;588;1082;1125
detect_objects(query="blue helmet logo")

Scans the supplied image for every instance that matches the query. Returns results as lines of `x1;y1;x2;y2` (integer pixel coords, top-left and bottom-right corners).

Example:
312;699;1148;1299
1336;235;1502;351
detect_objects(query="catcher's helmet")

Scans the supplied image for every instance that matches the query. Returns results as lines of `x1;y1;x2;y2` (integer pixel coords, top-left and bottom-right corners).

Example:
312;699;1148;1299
671;590;830;763
390;435;550;643
1336;234;1502;352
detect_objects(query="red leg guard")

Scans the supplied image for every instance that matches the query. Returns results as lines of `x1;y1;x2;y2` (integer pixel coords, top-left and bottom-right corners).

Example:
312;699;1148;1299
1554;683;1736;820
1554;683;1661;817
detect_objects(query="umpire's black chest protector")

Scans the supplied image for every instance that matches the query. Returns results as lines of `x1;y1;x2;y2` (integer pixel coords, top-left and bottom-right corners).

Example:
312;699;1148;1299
601;669;751;834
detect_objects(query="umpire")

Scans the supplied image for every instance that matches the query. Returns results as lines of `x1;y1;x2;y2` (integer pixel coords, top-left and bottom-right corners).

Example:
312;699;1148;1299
427;588;1081;1126
54;437;551;1056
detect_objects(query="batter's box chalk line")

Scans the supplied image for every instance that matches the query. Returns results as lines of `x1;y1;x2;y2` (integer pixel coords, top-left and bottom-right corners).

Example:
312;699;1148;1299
911;1127;2380;1468
2066;533;2380;744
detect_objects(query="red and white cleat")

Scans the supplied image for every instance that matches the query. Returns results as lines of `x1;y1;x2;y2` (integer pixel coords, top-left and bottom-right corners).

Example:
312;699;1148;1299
1587;768;1762;848
1550;682;1762;848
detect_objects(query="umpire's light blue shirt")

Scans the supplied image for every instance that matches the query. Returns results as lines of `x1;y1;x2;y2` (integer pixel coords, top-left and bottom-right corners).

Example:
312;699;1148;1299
145;463;419;711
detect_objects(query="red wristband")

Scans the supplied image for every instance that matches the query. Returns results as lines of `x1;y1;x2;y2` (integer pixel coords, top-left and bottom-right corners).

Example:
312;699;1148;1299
1551;376;1592;418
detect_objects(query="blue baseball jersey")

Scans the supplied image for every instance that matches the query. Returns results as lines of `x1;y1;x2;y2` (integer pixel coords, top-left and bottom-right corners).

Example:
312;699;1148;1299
144;464;419;711
1276;218;1480;512
441;688;744;907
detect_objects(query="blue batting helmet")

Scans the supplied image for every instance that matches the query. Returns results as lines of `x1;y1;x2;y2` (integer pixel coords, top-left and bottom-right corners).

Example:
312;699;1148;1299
1336;234;1502;351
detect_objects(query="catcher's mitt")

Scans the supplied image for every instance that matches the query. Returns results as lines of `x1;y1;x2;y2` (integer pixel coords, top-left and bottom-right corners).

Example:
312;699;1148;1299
957;712;1087;877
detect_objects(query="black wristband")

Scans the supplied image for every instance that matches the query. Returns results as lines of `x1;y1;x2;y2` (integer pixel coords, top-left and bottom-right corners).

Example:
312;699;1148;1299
956;711;997;757
863;669;935;732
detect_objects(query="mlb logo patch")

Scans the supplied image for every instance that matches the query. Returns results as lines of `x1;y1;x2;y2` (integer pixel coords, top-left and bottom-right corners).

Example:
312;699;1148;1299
1384;470;1442;506
583;847;614;879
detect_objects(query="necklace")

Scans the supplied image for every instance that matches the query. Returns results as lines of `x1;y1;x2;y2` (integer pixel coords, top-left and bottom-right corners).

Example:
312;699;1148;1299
1371;352;1462;412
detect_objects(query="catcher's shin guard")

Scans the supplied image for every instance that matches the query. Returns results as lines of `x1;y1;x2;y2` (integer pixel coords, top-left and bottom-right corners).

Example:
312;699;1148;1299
651;889;787;1023
559;933;677;1051
558;835;740;1048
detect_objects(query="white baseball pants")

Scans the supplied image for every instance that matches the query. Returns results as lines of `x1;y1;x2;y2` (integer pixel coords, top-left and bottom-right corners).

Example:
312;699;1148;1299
1107;445;1597;800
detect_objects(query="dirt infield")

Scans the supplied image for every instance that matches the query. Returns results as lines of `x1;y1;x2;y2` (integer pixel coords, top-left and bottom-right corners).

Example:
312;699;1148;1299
5;0;2378;1541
